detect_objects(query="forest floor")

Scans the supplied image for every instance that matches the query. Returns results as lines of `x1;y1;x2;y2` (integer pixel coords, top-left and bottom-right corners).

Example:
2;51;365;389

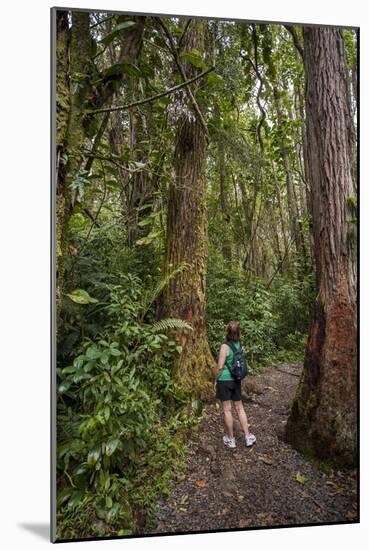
146;363;358;534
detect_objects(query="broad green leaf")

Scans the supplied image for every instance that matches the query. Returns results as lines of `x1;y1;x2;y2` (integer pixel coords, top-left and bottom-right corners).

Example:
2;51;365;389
106;438;120;456
111;359;123;375
191;399;203;415
74;465;87;476
67;490;84;509
87;446;101;466
107;502;120;523
180;49;207;70
73;356;84;368
207;72;225;85
104;406;111;421
135;231;161;246
101;350;110;365
97;508;106;520
100;21;136;47
137;217;152;227
66;289;98;305
86;346;100;360
62;365;77;374
58;380;71;394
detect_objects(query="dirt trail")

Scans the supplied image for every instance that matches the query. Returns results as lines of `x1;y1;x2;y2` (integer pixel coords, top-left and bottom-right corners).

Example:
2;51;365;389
146;363;357;534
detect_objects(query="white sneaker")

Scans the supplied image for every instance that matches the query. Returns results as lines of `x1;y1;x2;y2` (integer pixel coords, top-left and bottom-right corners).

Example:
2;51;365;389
223;435;236;448
245;433;256;447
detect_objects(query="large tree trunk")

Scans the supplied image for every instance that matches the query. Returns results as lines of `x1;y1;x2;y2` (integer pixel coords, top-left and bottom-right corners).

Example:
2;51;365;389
55;11;71;331
161;19;215;399
285;27;357;467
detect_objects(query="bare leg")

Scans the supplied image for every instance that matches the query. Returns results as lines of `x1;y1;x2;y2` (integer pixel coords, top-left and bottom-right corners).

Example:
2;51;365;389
234;400;250;437
222;400;234;438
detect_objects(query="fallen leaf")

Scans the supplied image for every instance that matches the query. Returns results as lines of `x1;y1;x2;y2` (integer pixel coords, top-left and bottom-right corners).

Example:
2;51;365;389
195;480;206;488
256;512;273;524
179;507;187;513
296;471;309;484
239;518;250;528
258;455;273;465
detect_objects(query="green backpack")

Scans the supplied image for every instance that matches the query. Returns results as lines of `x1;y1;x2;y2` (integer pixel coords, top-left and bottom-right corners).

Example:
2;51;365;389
225;341;248;381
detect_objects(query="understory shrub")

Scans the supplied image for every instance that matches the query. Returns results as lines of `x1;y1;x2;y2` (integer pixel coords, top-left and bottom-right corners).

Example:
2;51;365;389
56;274;198;539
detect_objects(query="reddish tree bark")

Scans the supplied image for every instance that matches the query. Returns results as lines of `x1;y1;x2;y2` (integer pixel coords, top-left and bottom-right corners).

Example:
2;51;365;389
285;27;357;467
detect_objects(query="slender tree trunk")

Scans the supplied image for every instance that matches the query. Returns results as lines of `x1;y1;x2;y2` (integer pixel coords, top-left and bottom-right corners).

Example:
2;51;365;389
269;199;283;269
161;19;215;399
272;160;291;273
218;139;232;261
285;27;357;467
127;108;150;246
272;85;306;268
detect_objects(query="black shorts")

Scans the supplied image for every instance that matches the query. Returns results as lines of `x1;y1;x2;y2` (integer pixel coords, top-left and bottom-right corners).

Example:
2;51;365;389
216;379;242;401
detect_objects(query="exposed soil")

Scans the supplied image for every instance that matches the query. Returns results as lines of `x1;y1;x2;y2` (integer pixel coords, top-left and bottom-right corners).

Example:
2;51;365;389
146;363;358;534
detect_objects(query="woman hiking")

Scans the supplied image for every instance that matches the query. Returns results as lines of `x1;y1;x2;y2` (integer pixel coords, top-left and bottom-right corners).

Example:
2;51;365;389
213;321;256;449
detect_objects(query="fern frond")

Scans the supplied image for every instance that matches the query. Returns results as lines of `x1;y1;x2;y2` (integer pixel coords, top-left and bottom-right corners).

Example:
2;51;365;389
150;318;193;334
140;262;191;319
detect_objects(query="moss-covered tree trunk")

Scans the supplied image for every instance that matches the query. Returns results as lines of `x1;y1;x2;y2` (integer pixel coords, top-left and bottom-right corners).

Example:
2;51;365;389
55;12;91;331
285;27;357;467
161;20;215;399
55;11;70;329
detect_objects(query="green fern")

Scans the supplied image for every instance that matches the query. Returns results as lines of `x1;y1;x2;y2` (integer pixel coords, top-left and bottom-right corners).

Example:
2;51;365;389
150;318;193;333
140;262;191;320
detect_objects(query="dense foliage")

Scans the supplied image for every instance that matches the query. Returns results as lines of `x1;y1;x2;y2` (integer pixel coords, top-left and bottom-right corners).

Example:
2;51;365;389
57;268;200;538
55;10;356;539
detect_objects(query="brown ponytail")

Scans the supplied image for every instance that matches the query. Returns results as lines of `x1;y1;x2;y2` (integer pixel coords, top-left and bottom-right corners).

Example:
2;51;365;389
226;321;240;341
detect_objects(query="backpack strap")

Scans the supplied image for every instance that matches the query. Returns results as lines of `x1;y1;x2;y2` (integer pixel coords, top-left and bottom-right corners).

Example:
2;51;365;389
225;340;241;352
224;341;237;376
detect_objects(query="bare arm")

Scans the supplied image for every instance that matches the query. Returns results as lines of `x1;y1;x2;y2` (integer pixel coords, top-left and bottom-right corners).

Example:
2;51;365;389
212;344;229;382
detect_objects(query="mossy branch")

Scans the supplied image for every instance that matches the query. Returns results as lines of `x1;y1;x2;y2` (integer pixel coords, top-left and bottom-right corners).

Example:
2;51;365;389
85;67;215;115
